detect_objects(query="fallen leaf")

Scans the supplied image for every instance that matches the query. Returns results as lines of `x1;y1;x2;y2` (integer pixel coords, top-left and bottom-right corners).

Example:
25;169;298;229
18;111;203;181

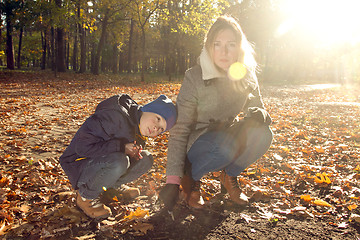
123;207;149;221
239;213;256;223
313;199;334;208
315;146;325;153
300;195;313;202
338;222;348;229
132;222;154;235
314;172;331;184
19;205;30;213
347;204;357;211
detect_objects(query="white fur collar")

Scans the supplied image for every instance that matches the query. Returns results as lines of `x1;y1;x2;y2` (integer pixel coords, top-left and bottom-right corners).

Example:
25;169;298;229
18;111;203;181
198;47;258;91
199;48;226;80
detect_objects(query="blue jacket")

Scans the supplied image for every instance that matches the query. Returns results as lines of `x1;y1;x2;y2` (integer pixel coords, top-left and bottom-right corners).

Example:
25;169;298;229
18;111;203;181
59;94;143;189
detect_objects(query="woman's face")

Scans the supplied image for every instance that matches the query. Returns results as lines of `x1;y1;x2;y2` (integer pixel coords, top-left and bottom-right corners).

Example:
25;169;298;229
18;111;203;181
212;28;239;71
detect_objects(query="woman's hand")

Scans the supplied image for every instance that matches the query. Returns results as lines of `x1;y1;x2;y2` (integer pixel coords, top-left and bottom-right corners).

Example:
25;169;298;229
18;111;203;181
246;107;272;125
125;141;143;160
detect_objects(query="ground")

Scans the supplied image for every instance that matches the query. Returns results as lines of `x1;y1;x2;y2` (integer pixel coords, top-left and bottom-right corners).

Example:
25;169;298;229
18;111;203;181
1;71;360;239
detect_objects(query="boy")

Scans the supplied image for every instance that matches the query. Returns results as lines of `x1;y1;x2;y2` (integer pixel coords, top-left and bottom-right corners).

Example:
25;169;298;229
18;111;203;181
59;94;177;219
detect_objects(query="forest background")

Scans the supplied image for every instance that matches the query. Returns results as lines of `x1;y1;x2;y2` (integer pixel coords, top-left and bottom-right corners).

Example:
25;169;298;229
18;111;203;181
1;0;360;84
1;0;360;238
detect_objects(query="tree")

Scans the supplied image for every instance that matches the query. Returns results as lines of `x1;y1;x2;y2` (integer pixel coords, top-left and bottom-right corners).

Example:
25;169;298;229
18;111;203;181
155;0;226;78
130;0;162;81
90;0;131;75
127;19;134;73
1;0;20;70
55;0;66;72
15;0;40;69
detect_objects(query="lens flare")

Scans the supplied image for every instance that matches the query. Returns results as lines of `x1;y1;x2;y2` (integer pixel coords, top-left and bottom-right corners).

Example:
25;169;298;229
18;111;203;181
228;62;247;81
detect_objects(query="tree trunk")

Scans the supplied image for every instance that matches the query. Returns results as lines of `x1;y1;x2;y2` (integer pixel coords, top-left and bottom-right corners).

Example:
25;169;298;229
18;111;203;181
41;30;47;70
17;27;23;69
92;9;110;75
119;51;124;72
178;47;186;75
51;27;56;73
140;27;146;82
5;11;15;70
66;36;70;69
72;4;80;71
127;19;134;73
112;43;118;74
56;27;66;72
78;2;86;73
90;42;96;72
79;27;86;73
72;36;78;71
55;0;66;72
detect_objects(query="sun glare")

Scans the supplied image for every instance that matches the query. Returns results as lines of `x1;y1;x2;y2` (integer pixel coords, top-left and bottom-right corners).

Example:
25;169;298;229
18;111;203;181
278;0;360;45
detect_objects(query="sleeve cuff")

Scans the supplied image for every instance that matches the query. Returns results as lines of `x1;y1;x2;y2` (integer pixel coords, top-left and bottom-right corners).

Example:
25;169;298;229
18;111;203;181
166;175;181;185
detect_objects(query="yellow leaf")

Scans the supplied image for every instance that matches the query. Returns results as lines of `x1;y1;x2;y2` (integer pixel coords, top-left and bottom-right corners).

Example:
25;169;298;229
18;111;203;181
0;177;9;187
124;207;149;220
324;175;331;184
348;204;357;211
280;146;290;153
315;146;325;153
300;195;313;202
314;173;323;184
314;172;331;184
313;199;334;208
293;131;309;140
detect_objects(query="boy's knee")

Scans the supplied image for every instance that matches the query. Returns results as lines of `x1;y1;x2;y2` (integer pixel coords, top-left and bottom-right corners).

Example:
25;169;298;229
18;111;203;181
107;152;129;177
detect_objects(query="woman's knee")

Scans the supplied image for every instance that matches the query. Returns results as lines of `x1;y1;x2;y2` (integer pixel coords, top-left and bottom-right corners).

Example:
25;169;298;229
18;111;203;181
260;126;273;149
248;125;273;146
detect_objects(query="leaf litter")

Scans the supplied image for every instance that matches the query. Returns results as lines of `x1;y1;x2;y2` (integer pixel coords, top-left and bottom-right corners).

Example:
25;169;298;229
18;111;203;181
0;72;360;239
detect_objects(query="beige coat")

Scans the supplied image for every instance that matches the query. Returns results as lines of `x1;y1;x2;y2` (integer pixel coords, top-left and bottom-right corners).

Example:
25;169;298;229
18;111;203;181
166;49;264;177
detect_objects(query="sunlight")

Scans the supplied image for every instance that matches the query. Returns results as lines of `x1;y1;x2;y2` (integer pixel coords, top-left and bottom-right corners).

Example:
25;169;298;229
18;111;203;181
278;0;360;45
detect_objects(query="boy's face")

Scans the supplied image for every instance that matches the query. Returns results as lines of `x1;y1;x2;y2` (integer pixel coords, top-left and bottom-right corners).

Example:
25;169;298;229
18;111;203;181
139;112;167;137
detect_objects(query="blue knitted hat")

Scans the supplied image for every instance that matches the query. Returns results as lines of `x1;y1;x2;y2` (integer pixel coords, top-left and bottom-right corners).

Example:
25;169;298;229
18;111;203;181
141;95;177;131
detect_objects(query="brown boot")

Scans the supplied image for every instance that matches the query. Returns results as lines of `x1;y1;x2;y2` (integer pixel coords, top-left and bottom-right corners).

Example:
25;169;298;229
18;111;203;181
76;191;111;219
181;175;204;209
219;171;249;206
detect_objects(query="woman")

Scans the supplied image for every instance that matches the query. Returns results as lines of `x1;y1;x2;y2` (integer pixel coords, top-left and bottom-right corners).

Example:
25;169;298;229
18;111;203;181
160;15;273;209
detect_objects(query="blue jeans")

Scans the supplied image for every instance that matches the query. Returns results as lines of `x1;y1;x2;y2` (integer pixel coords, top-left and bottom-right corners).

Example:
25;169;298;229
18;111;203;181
187;124;273;181
77;150;153;199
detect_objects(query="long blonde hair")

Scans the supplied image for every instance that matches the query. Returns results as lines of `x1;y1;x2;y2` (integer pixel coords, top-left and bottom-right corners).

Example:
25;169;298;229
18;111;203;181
204;15;258;90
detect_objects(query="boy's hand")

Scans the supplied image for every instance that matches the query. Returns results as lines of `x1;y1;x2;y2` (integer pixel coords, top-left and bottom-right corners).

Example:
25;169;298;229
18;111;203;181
125;141;143;160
